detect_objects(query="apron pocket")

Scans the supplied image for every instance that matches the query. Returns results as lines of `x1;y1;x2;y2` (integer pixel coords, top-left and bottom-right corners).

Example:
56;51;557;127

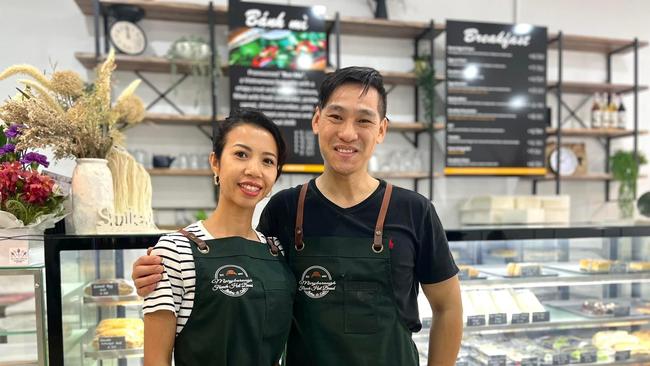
344;280;379;334
263;281;294;340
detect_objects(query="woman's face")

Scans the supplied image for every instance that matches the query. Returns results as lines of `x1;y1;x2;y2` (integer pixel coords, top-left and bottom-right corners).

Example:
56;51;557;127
211;124;279;210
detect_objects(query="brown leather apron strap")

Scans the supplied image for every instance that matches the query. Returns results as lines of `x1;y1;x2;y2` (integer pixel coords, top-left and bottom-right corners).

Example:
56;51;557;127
294;183;309;251
179;229;210;254
372;183;393;253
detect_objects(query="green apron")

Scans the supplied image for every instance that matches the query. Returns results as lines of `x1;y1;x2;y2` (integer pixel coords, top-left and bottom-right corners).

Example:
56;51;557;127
174;230;296;366
286;183;419;366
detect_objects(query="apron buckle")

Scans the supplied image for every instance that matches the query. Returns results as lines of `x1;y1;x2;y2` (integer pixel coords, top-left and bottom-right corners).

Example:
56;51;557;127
295;241;305;251
198;245;210;254
269;247;279;256
372;243;384;254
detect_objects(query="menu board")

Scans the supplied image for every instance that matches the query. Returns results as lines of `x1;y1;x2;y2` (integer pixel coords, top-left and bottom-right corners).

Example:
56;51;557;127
444;20;548;176
228;0;327;173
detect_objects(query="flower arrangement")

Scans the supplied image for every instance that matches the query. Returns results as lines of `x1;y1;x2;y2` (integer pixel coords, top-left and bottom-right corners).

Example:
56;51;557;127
0;49;145;160
0;123;65;227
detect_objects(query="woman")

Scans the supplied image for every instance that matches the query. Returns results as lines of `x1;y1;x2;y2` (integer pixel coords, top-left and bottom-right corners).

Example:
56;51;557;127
143;108;295;366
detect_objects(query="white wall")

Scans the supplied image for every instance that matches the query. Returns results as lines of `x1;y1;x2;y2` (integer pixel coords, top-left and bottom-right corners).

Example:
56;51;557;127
1;0;648;228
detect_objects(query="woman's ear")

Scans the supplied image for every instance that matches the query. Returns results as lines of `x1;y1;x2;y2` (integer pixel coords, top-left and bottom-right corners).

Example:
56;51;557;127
209;152;220;176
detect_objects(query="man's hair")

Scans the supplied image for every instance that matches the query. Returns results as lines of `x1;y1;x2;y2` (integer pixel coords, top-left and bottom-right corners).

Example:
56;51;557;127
318;66;387;119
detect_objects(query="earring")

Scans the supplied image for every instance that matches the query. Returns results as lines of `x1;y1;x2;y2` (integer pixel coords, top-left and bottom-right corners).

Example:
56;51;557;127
213;175;220;186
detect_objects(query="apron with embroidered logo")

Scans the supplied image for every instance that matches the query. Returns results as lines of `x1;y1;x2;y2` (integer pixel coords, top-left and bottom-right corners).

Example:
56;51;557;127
286;183;419;366
174;230;295;366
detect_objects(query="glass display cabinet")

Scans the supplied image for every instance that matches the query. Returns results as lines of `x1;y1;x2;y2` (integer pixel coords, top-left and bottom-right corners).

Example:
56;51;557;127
45;234;161;366
415;224;650;366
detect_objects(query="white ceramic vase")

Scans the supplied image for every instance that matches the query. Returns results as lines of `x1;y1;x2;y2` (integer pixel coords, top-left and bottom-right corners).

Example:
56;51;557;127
71;158;114;234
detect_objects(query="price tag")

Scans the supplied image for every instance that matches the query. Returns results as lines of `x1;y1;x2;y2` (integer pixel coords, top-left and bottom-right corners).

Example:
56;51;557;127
610;262;628;273
520;357;538;366
532;311;550;322
613;305;630;317
458;268;470;280
488;313;507;325
511;313;530;324
552;352;570;365
487;355;506;366
466;315;486;327
91;283;119;297
580;351;597;364
615;350;631;361
98;336;126;351
520;265;541;277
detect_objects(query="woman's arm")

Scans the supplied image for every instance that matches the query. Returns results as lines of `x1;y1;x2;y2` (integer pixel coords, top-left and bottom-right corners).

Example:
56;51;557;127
144;310;176;366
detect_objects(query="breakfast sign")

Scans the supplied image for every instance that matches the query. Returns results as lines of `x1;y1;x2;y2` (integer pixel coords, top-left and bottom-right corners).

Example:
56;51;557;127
444;20;548;176
228;0;327;173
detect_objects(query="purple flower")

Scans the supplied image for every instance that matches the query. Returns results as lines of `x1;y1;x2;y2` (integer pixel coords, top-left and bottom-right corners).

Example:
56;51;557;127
4;124;22;139
20;152;49;168
0;144;16;155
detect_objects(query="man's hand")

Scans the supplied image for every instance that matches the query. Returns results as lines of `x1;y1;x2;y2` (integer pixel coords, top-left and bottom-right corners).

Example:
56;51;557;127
132;247;164;297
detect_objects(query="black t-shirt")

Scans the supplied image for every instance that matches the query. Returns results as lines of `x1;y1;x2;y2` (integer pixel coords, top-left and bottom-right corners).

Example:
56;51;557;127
257;179;458;332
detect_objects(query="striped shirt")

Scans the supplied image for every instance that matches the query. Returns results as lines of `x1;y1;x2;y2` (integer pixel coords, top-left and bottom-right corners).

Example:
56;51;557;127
142;221;269;335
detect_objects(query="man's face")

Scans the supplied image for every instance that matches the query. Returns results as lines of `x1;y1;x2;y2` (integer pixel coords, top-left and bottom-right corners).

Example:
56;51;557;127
312;83;387;176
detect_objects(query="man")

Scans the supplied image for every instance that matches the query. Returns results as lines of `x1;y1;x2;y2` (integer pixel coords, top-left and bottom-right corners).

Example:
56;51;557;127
133;66;463;366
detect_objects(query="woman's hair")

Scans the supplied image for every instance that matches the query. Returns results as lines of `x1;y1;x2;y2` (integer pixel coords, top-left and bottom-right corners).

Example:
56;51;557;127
212;108;287;180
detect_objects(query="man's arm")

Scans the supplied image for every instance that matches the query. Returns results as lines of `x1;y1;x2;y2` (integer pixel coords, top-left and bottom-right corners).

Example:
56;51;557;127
422;275;463;366
144;311;175;366
132;248;164;297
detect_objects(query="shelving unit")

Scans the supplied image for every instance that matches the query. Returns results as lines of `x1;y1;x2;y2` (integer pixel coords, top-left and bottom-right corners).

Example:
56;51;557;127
73;0;648;204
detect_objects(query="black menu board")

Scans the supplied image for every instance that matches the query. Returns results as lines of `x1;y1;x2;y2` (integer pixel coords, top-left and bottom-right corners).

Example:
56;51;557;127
444;20;547;176
228;0;327;173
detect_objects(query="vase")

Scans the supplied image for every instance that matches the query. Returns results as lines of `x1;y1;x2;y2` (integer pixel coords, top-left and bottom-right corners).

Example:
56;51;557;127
71;158;115;234
618;181;636;219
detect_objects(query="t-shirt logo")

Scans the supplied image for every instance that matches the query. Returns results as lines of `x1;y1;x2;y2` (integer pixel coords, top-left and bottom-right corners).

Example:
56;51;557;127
299;265;337;299
212;265;254;297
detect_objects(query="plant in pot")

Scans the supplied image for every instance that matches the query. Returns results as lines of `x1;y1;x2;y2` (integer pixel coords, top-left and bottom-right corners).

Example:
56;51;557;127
0;49;146;234
610;150;647;219
166;35;220;107
414;55;435;129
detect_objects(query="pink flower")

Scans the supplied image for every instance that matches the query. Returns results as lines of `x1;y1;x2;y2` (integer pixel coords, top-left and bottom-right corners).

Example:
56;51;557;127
21;171;55;205
0;162;22;199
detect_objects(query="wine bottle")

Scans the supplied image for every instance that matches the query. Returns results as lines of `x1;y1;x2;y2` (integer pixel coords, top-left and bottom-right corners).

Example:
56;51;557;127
617;94;626;129
591;93;602;128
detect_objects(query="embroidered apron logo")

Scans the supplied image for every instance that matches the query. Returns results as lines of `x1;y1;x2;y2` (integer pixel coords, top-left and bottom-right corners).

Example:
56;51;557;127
299;266;336;299
212;265;254;297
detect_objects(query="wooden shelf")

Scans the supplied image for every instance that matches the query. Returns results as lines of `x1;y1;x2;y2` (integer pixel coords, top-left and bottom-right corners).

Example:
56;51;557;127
372;171;438;179
389;122;444;132
327;17;445;39
548;33;648;54
534;173;615;181
144;113;216;126
547;81;648;95
546;127;648;139
148;168;212;176
75;52;205;74
74;0;227;24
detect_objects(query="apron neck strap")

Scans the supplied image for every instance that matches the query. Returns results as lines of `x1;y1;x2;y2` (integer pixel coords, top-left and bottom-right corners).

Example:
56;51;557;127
294;183;309;251
294;181;394;253
179;229;209;254
372;183;393;253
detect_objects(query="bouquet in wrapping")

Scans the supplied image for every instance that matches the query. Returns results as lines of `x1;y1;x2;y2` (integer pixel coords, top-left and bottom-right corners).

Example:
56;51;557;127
0;123;65;228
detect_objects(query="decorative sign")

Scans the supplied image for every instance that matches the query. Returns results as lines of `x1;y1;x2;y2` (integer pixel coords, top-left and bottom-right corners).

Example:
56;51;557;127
228;0;326;173
445;20;548;176
96;208;157;234
91;283;119;297
532;311;550;322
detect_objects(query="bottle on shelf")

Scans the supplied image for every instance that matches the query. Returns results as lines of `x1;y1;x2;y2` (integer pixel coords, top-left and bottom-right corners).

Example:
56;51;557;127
617;94;626;129
590;93;602;129
600;93;611;128
606;93;618;128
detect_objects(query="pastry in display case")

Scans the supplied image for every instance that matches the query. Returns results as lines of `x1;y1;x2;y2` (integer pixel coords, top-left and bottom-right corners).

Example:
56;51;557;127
423;224;650;366
45;234;160;366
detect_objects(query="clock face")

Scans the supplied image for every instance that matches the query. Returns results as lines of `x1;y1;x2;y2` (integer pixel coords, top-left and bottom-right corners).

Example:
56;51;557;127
549;147;579;176
110;20;146;55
